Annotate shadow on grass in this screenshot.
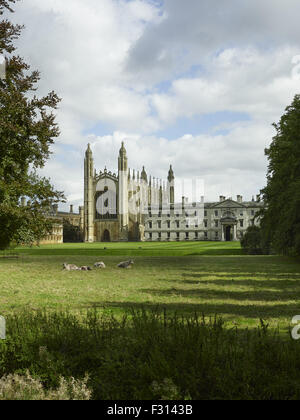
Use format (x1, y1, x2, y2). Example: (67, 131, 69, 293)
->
(85, 300, 300, 320)
(138, 287, 300, 302)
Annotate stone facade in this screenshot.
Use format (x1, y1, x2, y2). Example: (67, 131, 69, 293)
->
(81, 143, 263, 243)
(144, 197, 263, 242)
(40, 204, 82, 245)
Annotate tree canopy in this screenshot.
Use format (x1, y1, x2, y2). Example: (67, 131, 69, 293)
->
(0, 0, 64, 250)
(260, 94, 300, 256)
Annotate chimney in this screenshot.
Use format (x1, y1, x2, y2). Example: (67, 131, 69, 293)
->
(70, 205, 73, 214)
(220, 196, 225, 202)
(237, 195, 243, 204)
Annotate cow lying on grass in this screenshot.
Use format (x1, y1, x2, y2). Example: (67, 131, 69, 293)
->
(94, 262, 106, 269)
(80, 266, 92, 271)
(117, 260, 134, 269)
(63, 263, 92, 271)
(63, 263, 80, 271)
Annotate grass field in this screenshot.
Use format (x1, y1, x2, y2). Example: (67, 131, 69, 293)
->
(1, 241, 300, 331)
(1, 241, 300, 399)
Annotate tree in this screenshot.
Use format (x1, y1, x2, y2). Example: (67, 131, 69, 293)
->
(63, 219, 82, 243)
(260, 94, 300, 256)
(240, 226, 263, 255)
(0, 0, 64, 250)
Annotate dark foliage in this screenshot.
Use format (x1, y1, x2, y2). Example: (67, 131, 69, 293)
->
(0, 0, 64, 249)
(1, 309, 300, 400)
(260, 95, 300, 256)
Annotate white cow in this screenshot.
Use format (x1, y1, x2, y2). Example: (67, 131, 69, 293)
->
(94, 262, 106, 269)
(63, 263, 80, 271)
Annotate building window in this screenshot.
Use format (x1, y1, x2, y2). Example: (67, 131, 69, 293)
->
(186, 232, 189, 240)
(158, 221, 161, 229)
(204, 232, 208, 239)
(251, 210, 255, 216)
(195, 232, 199, 239)
(176, 232, 180, 240)
(240, 220, 244, 228)
(158, 232, 161, 240)
(204, 220, 208, 228)
(215, 221, 219, 228)
(167, 221, 171, 229)
(215, 211, 219, 217)
(240, 211, 244, 217)
(204, 210, 207, 217)
(149, 222, 152, 229)
(167, 232, 171, 240)
(149, 232, 152, 240)
(215, 231, 219, 238)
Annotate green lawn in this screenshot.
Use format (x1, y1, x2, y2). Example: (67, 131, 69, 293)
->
(15, 240, 243, 256)
(1, 242, 300, 331)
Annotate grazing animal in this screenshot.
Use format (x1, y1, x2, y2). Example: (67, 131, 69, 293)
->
(63, 263, 80, 271)
(94, 262, 106, 269)
(80, 266, 92, 271)
(117, 259, 134, 269)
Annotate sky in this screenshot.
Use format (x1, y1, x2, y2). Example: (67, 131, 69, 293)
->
(8, 0, 300, 210)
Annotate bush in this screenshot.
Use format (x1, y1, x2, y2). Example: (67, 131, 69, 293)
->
(1, 309, 300, 400)
(241, 226, 265, 255)
(0, 371, 91, 400)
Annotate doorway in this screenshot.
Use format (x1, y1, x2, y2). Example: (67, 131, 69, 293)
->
(225, 226, 232, 242)
(102, 229, 111, 242)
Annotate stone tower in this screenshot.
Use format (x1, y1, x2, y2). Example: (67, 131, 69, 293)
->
(118, 142, 129, 239)
(84, 144, 94, 242)
(168, 165, 175, 208)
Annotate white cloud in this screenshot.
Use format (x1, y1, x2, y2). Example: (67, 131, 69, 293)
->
(5, 0, 300, 210)
(151, 46, 300, 127)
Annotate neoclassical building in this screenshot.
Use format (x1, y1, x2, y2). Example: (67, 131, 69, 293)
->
(81, 143, 263, 243)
